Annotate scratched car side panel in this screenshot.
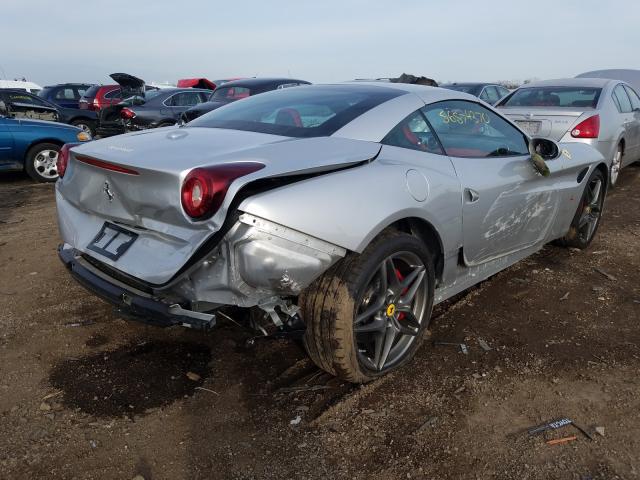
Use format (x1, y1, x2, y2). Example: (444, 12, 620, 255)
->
(239, 146, 462, 258)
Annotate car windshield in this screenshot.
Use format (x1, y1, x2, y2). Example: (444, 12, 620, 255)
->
(443, 85, 481, 96)
(502, 87, 602, 108)
(38, 87, 54, 98)
(189, 85, 403, 138)
(82, 85, 101, 98)
(210, 86, 252, 101)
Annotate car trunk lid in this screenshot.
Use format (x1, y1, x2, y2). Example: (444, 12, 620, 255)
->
(500, 107, 592, 140)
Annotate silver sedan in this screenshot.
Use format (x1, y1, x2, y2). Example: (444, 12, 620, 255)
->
(56, 83, 606, 383)
(496, 77, 640, 187)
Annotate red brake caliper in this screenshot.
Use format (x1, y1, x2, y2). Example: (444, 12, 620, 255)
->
(395, 269, 407, 321)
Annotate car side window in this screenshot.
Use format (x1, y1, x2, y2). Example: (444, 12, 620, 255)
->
(421, 100, 529, 158)
(168, 92, 203, 107)
(382, 110, 444, 155)
(497, 86, 510, 98)
(483, 86, 501, 104)
(623, 85, 640, 111)
(613, 85, 632, 113)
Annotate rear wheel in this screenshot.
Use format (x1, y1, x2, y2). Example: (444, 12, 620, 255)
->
(609, 144, 623, 188)
(300, 230, 435, 383)
(24, 143, 60, 182)
(558, 169, 606, 249)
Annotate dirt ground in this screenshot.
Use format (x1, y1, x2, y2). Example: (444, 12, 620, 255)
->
(1, 166, 639, 480)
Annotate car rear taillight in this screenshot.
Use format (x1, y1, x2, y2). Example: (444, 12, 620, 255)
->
(90, 98, 100, 111)
(56, 143, 79, 179)
(120, 108, 136, 119)
(571, 115, 600, 138)
(181, 162, 265, 220)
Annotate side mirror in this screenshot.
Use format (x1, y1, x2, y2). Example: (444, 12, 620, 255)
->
(530, 137, 560, 160)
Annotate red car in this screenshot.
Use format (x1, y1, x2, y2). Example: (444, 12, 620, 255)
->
(78, 84, 122, 111)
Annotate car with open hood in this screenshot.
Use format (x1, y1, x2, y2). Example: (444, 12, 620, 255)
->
(56, 83, 607, 383)
(96, 74, 211, 137)
(180, 77, 310, 123)
(496, 78, 640, 187)
(0, 99, 91, 182)
(0, 88, 98, 135)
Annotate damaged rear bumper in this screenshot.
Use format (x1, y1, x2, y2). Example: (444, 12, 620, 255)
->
(58, 245, 216, 330)
(58, 212, 346, 329)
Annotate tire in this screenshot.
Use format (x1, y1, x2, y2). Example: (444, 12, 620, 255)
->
(24, 142, 61, 183)
(70, 118, 96, 136)
(558, 169, 606, 249)
(609, 144, 623, 188)
(300, 230, 435, 383)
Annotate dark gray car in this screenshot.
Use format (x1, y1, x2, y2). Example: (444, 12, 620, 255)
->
(97, 88, 212, 138)
(181, 78, 311, 123)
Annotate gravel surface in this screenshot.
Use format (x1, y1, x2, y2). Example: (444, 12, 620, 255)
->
(0, 166, 639, 480)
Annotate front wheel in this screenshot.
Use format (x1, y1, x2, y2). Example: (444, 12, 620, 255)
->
(558, 169, 606, 249)
(300, 230, 435, 383)
(24, 142, 61, 182)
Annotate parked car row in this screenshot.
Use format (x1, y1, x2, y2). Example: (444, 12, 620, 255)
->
(496, 77, 640, 187)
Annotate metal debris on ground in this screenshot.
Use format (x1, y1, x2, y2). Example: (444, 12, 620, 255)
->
(433, 341, 468, 355)
(546, 435, 577, 446)
(527, 417, 594, 441)
(560, 292, 570, 301)
(290, 415, 302, 426)
(477, 338, 492, 351)
(277, 384, 331, 394)
(195, 386, 219, 395)
(416, 416, 438, 433)
(594, 268, 617, 281)
(64, 320, 96, 327)
(595, 426, 605, 437)
(186, 372, 201, 382)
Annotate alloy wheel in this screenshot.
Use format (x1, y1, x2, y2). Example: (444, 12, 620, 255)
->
(577, 176, 604, 243)
(354, 252, 428, 372)
(610, 148, 622, 186)
(33, 149, 59, 179)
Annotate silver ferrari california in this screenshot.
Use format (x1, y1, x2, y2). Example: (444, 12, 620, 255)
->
(56, 83, 607, 382)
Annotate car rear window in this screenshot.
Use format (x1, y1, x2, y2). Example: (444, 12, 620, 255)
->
(442, 85, 482, 96)
(211, 86, 252, 101)
(502, 87, 602, 108)
(188, 85, 403, 138)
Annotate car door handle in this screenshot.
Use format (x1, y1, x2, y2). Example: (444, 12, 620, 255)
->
(465, 188, 480, 203)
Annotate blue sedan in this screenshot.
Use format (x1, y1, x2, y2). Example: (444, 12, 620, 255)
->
(0, 108, 91, 182)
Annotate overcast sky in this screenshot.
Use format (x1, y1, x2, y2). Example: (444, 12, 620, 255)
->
(2, 0, 638, 86)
